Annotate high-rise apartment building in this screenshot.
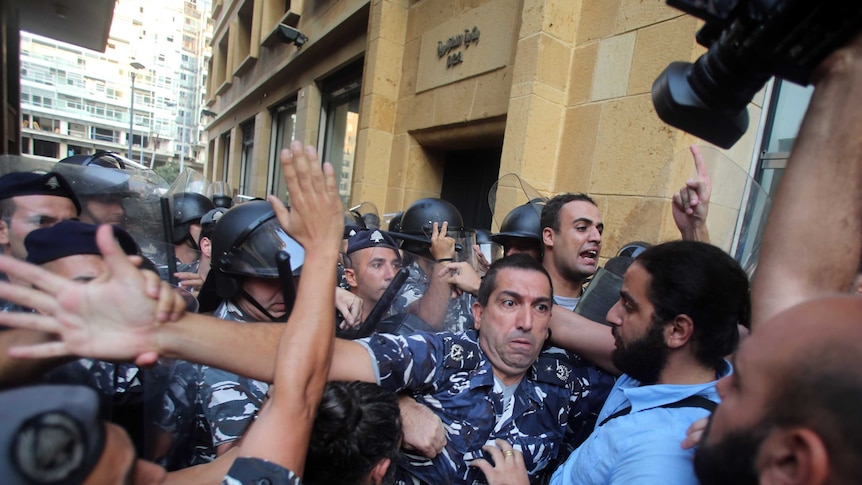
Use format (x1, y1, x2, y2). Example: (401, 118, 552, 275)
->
(18, 0, 212, 170)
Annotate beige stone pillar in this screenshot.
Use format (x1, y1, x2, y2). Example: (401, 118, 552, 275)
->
(352, 0, 409, 209)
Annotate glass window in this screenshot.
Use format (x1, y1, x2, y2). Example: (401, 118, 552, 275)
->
(321, 89, 361, 204)
(33, 139, 58, 157)
(757, 80, 814, 198)
(733, 79, 813, 270)
(269, 98, 297, 200)
(239, 121, 255, 196)
(221, 132, 231, 182)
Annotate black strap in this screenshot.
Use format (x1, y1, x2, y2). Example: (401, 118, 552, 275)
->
(598, 395, 717, 427)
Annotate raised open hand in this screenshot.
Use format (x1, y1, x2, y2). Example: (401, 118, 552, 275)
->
(268, 141, 344, 256)
(0, 225, 182, 364)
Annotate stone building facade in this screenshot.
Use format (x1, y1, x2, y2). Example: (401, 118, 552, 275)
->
(203, 0, 768, 258)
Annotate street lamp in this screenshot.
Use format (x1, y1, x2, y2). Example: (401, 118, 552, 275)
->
(128, 61, 146, 158)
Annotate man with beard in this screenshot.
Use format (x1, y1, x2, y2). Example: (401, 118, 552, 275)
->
(547, 240, 748, 485)
(693, 297, 862, 485)
(693, 32, 862, 485)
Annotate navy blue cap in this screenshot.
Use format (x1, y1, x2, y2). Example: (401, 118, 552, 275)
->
(25, 220, 139, 265)
(0, 171, 81, 214)
(0, 385, 106, 485)
(346, 229, 399, 255)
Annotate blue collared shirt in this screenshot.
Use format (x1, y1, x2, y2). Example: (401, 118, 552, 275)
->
(550, 361, 732, 485)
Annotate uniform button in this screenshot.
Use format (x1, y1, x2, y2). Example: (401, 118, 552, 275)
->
(256, 479, 272, 485)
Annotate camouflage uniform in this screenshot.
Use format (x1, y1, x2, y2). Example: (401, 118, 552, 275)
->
(42, 359, 143, 412)
(41, 359, 150, 453)
(540, 346, 616, 480)
(200, 300, 270, 449)
(150, 359, 215, 469)
(223, 458, 302, 485)
(391, 259, 475, 334)
(548, 296, 616, 458)
(358, 330, 578, 485)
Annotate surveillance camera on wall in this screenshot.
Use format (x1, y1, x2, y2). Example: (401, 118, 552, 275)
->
(277, 24, 308, 48)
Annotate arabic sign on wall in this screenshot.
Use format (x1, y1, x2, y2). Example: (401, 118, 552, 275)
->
(416, 0, 518, 93)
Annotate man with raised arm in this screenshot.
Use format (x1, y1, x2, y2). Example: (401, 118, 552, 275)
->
(0, 140, 346, 483)
(693, 33, 862, 485)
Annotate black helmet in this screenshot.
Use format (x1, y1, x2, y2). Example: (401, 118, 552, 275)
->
(172, 192, 216, 244)
(618, 241, 652, 259)
(199, 207, 228, 244)
(207, 181, 234, 208)
(490, 202, 543, 244)
(205, 200, 304, 302)
(387, 211, 403, 233)
(343, 209, 366, 239)
(400, 198, 464, 236)
(59, 150, 145, 170)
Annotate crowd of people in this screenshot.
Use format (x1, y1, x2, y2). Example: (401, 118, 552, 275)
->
(0, 30, 861, 485)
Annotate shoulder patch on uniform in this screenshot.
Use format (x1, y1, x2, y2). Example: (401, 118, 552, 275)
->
(533, 354, 577, 388)
(442, 336, 481, 370)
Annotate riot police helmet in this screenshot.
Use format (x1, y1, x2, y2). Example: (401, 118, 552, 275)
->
(399, 198, 464, 236)
(490, 202, 543, 244)
(59, 150, 148, 170)
(202, 200, 305, 303)
(618, 241, 652, 259)
(211, 200, 304, 280)
(387, 211, 403, 233)
(172, 192, 216, 245)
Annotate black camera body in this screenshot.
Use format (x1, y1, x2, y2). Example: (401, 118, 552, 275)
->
(652, 0, 862, 148)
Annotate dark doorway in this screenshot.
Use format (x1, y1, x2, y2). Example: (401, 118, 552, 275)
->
(440, 148, 502, 230)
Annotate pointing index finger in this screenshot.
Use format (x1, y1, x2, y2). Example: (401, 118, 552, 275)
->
(690, 144, 708, 178)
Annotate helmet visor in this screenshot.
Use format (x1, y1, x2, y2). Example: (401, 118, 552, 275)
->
(224, 217, 305, 277)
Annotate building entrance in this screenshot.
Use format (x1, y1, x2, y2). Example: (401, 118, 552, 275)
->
(440, 147, 502, 231)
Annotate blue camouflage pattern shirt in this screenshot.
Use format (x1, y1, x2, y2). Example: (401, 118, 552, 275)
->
(358, 330, 577, 485)
(223, 457, 302, 485)
(201, 300, 271, 448)
(151, 358, 214, 469)
(392, 259, 475, 334)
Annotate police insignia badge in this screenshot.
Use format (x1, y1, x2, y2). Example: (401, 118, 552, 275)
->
(449, 343, 465, 362)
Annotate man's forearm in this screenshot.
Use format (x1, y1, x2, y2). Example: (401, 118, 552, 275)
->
(157, 314, 282, 382)
(411, 263, 452, 331)
(549, 307, 619, 375)
(752, 38, 862, 327)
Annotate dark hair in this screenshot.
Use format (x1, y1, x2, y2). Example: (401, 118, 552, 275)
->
(767, 345, 862, 484)
(540, 193, 598, 233)
(636, 241, 749, 371)
(478, 253, 553, 307)
(304, 381, 402, 485)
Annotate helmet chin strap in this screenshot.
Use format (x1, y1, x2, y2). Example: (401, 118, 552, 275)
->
(184, 234, 200, 251)
(238, 289, 287, 322)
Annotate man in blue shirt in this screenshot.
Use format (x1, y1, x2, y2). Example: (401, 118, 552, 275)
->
(543, 240, 748, 485)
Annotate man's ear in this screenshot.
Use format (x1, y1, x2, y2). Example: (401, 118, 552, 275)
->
(0, 219, 9, 246)
(665, 314, 695, 349)
(200, 237, 212, 258)
(472, 301, 484, 331)
(369, 457, 391, 485)
(542, 227, 555, 248)
(756, 427, 829, 485)
(344, 268, 359, 289)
